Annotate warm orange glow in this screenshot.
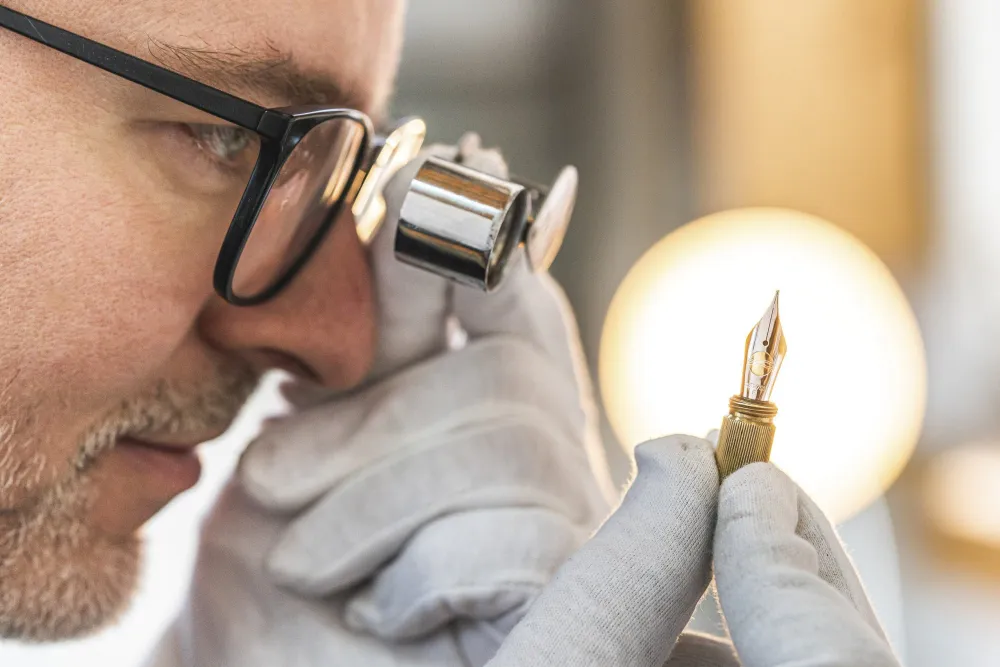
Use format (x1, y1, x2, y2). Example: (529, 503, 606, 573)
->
(925, 444, 1000, 549)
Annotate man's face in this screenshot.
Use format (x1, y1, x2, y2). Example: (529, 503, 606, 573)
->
(0, 0, 403, 640)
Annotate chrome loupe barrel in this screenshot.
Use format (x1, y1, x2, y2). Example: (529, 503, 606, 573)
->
(352, 119, 578, 291)
(396, 158, 578, 291)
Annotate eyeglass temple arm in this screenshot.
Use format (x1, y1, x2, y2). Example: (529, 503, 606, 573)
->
(0, 5, 271, 133)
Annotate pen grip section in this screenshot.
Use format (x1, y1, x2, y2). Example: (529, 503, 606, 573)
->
(715, 396, 777, 478)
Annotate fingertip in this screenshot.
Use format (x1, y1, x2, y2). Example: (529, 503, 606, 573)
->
(633, 434, 720, 498)
(717, 462, 799, 531)
(721, 461, 794, 497)
(456, 133, 508, 178)
(238, 442, 324, 514)
(635, 433, 717, 471)
(237, 442, 282, 506)
(265, 531, 341, 598)
(264, 544, 303, 593)
(343, 593, 383, 637)
(722, 459, 779, 482)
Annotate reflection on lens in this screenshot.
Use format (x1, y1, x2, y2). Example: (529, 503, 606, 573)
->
(352, 118, 428, 244)
(233, 117, 366, 298)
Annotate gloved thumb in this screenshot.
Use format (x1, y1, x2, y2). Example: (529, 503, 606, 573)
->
(714, 463, 898, 667)
(486, 435, 719, 667)
(366, 144, 458, 380)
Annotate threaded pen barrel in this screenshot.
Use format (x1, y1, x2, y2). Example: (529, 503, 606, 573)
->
(715, 395, 778, 478)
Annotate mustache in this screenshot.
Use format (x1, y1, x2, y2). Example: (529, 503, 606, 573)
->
(75, 359, 260, 469)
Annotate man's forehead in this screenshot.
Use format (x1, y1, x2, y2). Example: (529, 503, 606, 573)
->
(6, 0, 405, 116)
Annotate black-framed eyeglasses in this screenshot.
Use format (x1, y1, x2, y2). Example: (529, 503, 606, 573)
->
(0, 6, 420, 306)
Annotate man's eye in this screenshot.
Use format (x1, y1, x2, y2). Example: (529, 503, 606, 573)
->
(185, 124, 259, 172)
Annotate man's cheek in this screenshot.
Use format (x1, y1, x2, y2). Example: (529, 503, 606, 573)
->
(0, 199, 209, 497)
(16, 236, 200, 399)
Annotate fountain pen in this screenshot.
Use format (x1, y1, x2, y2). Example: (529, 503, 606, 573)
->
(715, 292, 787, 478)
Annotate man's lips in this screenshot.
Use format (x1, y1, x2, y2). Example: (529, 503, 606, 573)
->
(114, 437, 203, 492)
(87, 438, 205, 537)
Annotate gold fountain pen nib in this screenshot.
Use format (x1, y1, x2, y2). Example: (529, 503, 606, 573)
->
(740, 291, 787, 402)
(715, 291, 787, 478)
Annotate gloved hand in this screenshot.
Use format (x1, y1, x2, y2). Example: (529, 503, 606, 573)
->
(486, 435, 726, 667)
(237, 134, 616, 658)
(148, 135, 620, 667)
(713, 463, 900, 667)
(487, 451, 902, 667)
(149, 437, 724, 667)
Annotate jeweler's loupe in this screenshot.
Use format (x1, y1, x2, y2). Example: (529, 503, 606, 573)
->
(352, 118, 577, 291)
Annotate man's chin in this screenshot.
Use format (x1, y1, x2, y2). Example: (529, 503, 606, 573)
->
(0, 496, 142, 641)
(0, 443, 205, 641)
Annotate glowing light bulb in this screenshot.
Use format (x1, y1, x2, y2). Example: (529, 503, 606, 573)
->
(599, 208, 926, 522)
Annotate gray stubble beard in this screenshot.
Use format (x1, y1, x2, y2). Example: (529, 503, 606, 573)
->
(0, 359, 259, 640)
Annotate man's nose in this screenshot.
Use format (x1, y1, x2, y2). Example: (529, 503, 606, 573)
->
(199, 218, 377, 389)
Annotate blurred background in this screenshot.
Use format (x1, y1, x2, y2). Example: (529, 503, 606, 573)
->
(6, 0, 1000, 665)
(397, 1, 1000, 664)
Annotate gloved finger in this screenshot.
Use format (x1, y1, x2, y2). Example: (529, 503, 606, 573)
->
(241, 338, 588, 511)
(714, 463, 898, 667)
(366, 143, 456, 379)
(486, 435, 719, 667)
(720, 464, 887, 635)
(344, 508, 588, 640)
(453, 256, 579, 380)
(794, 476, 887, 636)
(454, 132, 508, 178)
(185, 481, 475, 667)
(453, 267, 615, 504)
(265, 424, 601, 595)
(447, 185, 616, 499)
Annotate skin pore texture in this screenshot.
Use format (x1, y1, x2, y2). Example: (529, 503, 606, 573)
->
(0, 0, 403, 640)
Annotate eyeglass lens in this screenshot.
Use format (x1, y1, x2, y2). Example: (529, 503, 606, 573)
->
(231, 118, 367, 299)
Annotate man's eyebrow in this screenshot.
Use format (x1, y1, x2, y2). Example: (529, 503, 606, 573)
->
(144, 38, 371, 113)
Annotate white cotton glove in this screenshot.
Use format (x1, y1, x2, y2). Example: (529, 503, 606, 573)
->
(150, 437, 724, 667)
(713, 463, 901, 667)
(237, 134, 615, 656)
(486, 435, 724, 667)
(147, 135, 623, 667)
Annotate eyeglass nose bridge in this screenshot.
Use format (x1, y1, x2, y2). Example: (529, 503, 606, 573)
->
(394, 157, 578, 291)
